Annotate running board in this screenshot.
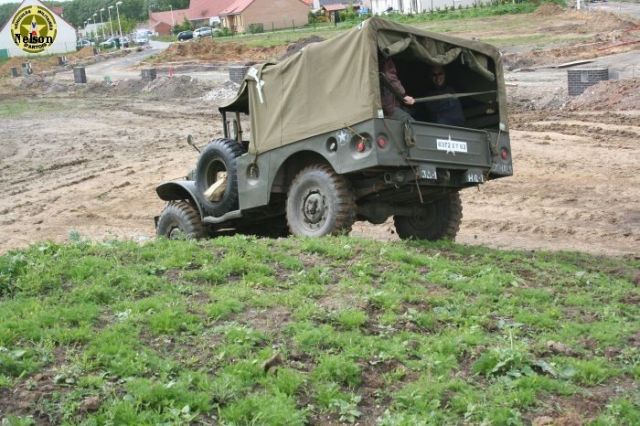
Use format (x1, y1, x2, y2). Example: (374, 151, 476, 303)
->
(203, 210, 242, 224)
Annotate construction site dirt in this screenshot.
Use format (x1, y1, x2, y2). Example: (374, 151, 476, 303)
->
(0, 5, 638, 256)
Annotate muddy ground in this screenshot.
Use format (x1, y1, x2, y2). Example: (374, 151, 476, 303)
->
(1, 8, 639, 256)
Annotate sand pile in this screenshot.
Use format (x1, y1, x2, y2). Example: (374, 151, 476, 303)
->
(201, 80, 240, 102)
(534, 3, 564, 16)
(152, 38, 283, 64)
(568, 78, 640, 111)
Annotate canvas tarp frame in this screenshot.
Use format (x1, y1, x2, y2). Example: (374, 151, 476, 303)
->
(220, 17, 507, 154)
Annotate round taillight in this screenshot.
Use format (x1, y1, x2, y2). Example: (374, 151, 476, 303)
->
(356, 140, 367, 152)
(376, 136, 388, 149)
(501, 147, 509, 160)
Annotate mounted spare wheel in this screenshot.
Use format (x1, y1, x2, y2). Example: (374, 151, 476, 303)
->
(195, 138, 244, 216)
(286, 164, 356, 237)
(157, 201, 206, 239)
(394, 192, 462, 241)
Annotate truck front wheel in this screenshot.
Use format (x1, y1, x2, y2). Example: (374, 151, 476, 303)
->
(286, 164, 355, 237)
(157, 201, 206, 239)
(394, 192, 462, 241)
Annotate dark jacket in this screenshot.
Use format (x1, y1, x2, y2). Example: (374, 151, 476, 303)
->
(426, 85, 465, 126)
(380, 57, 406, 116)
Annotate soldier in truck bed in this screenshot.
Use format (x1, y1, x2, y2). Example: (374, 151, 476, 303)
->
(380, 55, 415, 121)
(424, 65, 465, 126)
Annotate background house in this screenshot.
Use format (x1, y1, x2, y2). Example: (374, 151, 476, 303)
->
(148, 0, 236, 36)
(370, 0, 476, 14)
(220, 0, 310, 33)
(187, 0, 236, 27)
(0, 0, 77, 57)
(148, 8, 189, 35)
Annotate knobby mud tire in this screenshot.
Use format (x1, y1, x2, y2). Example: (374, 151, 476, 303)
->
(195, 138, 244, 217)
(394, 192, 462, 241)
(156, 201, 206, 239)
(286, 164, 356, 237)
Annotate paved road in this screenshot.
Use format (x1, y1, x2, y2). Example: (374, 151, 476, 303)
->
(55, 39, 228, 83)
(588, 1, 640, 18)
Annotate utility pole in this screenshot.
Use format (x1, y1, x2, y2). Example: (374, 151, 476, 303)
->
(116, 2, 123, 38)
(108, 6, 115, 37)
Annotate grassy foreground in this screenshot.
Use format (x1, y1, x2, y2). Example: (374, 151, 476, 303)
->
(0, 236, 638, 425)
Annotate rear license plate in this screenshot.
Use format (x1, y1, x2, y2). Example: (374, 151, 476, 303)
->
(436, 138, 468, 154)
(418, 165, 437, 180)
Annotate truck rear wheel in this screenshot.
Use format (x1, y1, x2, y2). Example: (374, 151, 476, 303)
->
(394, 192, 462, 241)
(195, 138, 244, 217)
(157, 201, 206, 239)
(286, 164, 355, 237)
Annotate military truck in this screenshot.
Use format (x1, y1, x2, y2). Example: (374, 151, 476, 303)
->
(155, 17, 513, 240)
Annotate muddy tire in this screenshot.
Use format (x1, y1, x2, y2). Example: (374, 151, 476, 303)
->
(195, 138, 244, 217)
(394, 192, 462, 240)
(157, 201, 206, 239)
(286, 164, 356, 237)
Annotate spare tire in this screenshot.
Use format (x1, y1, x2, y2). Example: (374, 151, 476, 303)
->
(195, 138, 244, 217)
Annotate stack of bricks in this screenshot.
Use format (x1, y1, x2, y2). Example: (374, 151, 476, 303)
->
(229, 66, 249, 84)
(141, 68, 157, 82)
(567, 67, 609, 96)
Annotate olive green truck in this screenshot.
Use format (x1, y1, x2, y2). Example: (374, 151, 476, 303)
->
(155, 17, 513, 240)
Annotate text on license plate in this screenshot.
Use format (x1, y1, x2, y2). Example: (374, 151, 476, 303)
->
(436, 138, 468, 153)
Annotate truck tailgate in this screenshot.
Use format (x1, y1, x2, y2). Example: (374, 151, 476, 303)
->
(407, 123, 492, 168)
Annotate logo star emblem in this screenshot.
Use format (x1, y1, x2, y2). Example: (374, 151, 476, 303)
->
(23, 17, 45, 37)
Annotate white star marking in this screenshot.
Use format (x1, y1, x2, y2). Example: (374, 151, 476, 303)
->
(446, 134, 455, 156)
(337, 129, 349, 145)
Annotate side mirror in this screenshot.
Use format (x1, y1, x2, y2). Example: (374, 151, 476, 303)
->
(187, 134, 200, 153)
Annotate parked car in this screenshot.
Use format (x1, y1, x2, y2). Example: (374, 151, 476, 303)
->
(76, 39, 92, 48)
(120, 36, 130, 48)
(177, 30, 193, 41)
(193, 27, 212, 38)
(99, 37, 118, 48)
(134, 34, 149, 45)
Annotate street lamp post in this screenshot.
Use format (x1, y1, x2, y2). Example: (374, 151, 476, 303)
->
(99, 8, 106, 40)
(115, 2, 123, 38)
(93, 13, 100, 40)
(107, 6, 115, 37)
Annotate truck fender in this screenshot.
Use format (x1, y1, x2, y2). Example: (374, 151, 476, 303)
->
(156, 181, 204, 219)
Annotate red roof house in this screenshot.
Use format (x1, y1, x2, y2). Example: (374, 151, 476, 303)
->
(220, 0, 310, 33)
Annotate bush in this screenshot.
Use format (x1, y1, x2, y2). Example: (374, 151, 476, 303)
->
(247, 23, 264, 34)
(172, 17, 193, 35)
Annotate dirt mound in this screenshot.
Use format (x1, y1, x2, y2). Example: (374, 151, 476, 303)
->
(280, 35, 325, 59)
(201, 80, 240, 102)
(13, 75, 218, 100)
(152, 38, 283, 64)
(568, 78, 640, 111)
(534, 3, 564, 16)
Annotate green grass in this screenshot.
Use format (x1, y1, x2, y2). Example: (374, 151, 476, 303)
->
(192, 2, 540, 49)
(0, 236, 638, 424)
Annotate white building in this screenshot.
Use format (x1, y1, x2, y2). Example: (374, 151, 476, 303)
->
(79, 23, 109, 40)
(0, 0, 77, 57)
(370, 0, 477, 14)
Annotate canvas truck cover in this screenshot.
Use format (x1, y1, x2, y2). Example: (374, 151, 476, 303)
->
(220, 17, 508, 154)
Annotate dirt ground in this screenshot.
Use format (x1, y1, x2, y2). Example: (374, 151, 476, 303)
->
(0, 7, 639, 256)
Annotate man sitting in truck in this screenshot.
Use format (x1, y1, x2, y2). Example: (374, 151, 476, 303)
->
(425, 65, 465, 126)
(380, 55, 416, 121)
